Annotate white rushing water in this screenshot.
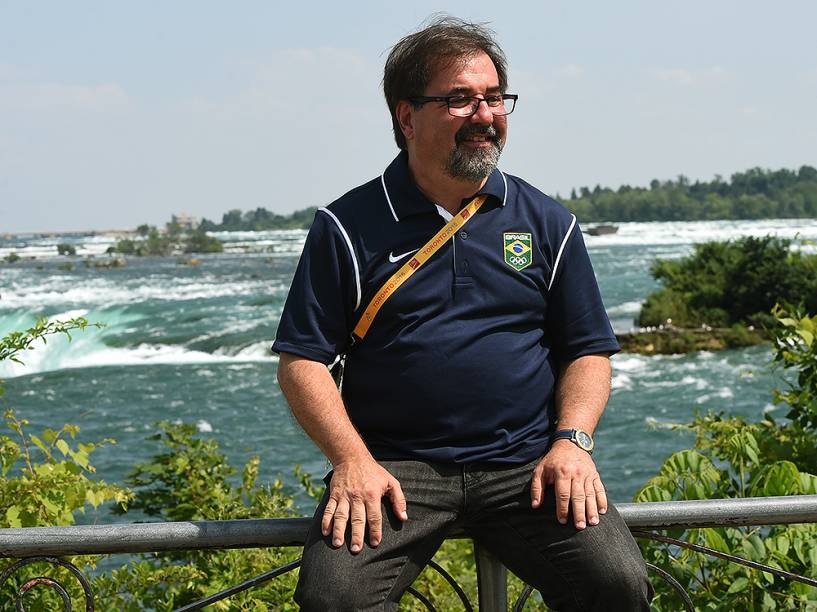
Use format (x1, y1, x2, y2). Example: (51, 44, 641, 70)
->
(0, 218, 809, 502)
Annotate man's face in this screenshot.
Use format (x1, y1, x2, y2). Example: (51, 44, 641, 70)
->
(404, 51, 507, 182)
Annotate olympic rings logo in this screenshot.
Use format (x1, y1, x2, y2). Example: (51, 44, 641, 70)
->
(508, 256, 528, 265)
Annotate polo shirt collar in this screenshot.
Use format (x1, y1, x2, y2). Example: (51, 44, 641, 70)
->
(381, 151, 507, 222)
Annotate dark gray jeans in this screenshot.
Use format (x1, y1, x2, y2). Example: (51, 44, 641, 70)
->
(295, 459, 653, 611)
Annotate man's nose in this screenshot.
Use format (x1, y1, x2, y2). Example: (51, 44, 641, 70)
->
(470, 98, 494, 123)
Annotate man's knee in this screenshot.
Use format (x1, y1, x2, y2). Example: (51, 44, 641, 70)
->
(295, 549, 400, 612)
(295, 561, 373, 611)
(587, 557, 653, 610)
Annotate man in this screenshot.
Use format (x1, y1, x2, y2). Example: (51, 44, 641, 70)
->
(273, 16, 653, 611)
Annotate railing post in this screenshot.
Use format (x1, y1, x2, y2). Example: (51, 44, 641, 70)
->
(474, 542, 507, 612)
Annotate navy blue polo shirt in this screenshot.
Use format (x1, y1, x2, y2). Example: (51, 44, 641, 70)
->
(273, 151, 619, 465)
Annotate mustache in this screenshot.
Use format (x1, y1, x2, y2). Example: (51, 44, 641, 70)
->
(455, 124, 500, 146)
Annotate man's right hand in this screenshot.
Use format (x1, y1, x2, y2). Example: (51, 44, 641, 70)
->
(321, 458, 408, 554)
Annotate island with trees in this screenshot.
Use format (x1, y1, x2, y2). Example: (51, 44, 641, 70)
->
(618, 235, 817, 353)
(109, 218, 223, 257)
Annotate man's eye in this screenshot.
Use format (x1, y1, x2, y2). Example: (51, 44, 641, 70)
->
(447, 97, 471, 109)
(485, 95, 503, 106)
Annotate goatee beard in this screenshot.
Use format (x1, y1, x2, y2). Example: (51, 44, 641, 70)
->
(445, 125, 503, 182)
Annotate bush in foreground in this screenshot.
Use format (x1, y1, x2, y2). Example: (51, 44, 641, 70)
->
(636, 306, 817, 610)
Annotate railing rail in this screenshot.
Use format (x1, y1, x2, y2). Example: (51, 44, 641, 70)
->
(3, 495, 816, 557)
(2, 495, 817, 610)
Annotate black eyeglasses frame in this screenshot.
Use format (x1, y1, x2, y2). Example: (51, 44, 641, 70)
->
(407, 94, 518, 117)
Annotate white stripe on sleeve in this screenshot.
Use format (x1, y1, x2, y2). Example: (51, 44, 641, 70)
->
(548, 214, 577, 292)
(318, 207, 362, 310)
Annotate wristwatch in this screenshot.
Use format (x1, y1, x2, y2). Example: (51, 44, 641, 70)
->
(551, 428, 594, 455)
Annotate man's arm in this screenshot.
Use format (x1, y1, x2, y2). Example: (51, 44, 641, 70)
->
(530, 354, 611, 530)
(276, 352, 408, 553)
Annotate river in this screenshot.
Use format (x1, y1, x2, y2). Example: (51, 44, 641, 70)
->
(2, 218, 816, 515)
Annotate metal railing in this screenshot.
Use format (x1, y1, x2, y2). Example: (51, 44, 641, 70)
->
(2, 495, 816, 611)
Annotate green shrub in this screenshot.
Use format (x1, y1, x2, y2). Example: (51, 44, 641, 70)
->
(114, 238, 136, 255)
(56, 243, 77, 256)
(635, 307, 817, 610)
(638, 237, 817, 328)
(1, 318, 129, 610)
(771, 305, 817, 431)
(96, 422, 307, 610)
(184, 229, 224, 254)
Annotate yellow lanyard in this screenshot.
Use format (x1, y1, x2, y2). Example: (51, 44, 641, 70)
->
(352, 194, 488, 341)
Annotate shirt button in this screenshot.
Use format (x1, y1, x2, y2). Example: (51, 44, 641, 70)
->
(459, 231, 468, 239)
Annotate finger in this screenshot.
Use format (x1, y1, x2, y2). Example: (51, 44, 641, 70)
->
(321, 496, 338, 537)
(585, 479, 599, 526)
(331, 498, 350, 548)
(387, 479, 408, 521)
(594, 477, 609, 515)
(365, 495, 383, 547)
(349, 497, 367, 554)
(555, 476, 571, 525)
(530, 464, 544, 508)
(571, 477, 587, 530)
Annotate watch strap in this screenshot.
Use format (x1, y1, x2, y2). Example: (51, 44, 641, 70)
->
(551, 428, 594, 454)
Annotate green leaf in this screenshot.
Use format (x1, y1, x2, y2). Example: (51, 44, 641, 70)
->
(5, 505, 21, 528)
(29, 434, 48, 455)
(744, 444, 759, 465)
(56, 439, 70, 456)
(726, 576, 749, 594)
(776, 535, 789, 556)
(746, 534, 766, 559)
(704, 528, 730, 553)
(70, 449, 90, 469)
(755, 461, 803, 496)
(793, 537, 807, 565)
(40, 495, 60, 516)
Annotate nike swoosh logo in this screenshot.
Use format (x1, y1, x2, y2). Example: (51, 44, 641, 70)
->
(388, 248, 419, 263)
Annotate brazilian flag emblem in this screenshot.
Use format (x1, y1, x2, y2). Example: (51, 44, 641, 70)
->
(503, 232, 533, 271)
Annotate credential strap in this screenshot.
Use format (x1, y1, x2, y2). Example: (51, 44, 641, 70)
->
(352, 194, 488, 341)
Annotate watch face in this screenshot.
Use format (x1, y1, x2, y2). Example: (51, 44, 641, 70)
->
(576, 431, 593, 449)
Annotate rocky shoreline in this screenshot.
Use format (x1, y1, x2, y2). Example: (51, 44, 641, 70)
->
(616, 325, 767, 355)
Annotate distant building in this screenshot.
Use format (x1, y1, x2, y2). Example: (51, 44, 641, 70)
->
(171, 213, 199, 231)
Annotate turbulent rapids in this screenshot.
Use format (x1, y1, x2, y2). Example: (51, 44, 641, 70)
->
(1, 218, 816, 509)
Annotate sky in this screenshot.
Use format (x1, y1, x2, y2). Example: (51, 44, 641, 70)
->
(1, 1, 816, 233)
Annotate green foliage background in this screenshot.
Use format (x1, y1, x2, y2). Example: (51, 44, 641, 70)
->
(567, 165, 817, 222)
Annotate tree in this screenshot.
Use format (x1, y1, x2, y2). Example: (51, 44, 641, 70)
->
(638, 236, 817, 328)
(183, 229, 224, 254)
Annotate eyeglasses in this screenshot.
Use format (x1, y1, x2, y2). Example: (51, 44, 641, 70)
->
(408, 94, 518, 117)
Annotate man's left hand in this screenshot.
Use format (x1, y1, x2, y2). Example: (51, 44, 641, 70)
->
(530, 440, 607, 530)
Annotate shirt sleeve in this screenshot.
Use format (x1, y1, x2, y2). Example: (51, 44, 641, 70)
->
(271, 210, 357, 364)
(545, 222, 620, 362)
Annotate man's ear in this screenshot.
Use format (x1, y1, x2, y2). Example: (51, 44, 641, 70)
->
(395, 100, 415, 142)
